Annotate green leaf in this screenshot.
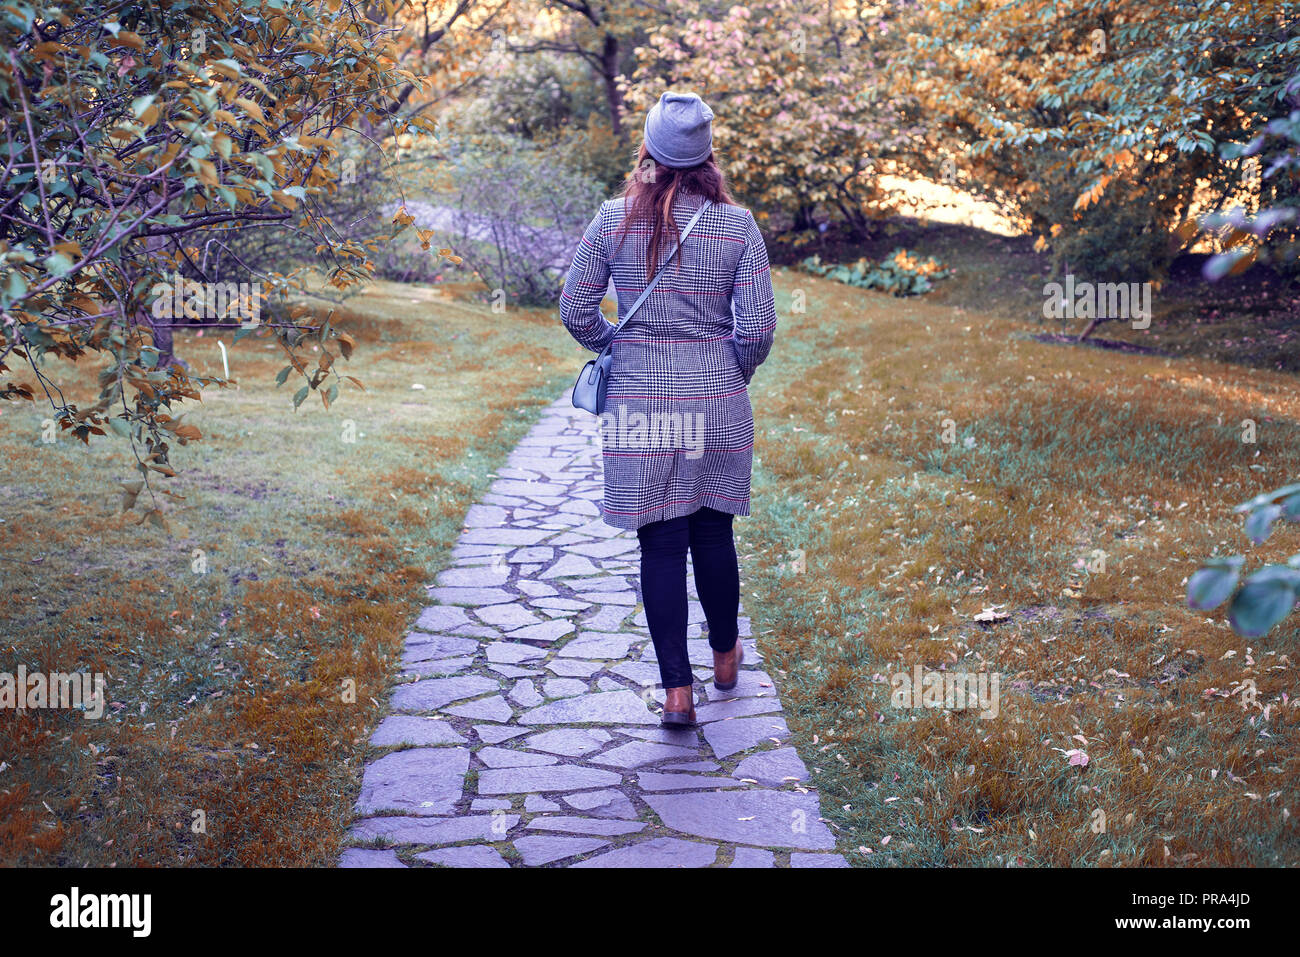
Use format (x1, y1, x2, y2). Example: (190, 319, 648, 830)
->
(1236, 483, 1300, 512)
(44, 252, 75, 278)
(292, 385, 309, 409)
(6, 269, 27, 300)
(1186, 556, 1243, 610)
(1244, 503, 1283, 544)
(1228, 565, 1300, 638)
(131, 94, 157, 119)
(275, 365, 293, 386)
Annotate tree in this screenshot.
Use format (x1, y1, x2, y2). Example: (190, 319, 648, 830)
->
(903, 0, 1300, 305)
(628, 0, 919, 237)
(0, 0, 451, 525)
(504, 0, 660, 142)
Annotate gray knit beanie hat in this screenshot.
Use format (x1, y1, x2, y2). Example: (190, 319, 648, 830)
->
(643, 92, 714, 169)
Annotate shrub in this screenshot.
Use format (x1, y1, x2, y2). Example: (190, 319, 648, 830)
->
(905, 0, 1298, 283)
(434, 135, 608, 306)
(801, 249, 952, 297)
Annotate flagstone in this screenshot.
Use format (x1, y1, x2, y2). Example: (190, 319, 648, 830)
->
(413, 605, 471, 633)
(518, 690, 658, 726)
(732, 747, 809, 786)
(525, 728, 609, 757)
(477, 766, 621, 794)
(462, 504, 510, 528)
(400, 657, 476, 678)
(661, 760, 721, 772)
(443, 695, 514, 722)
(514, 835, 609, 866)
(609, 661, 663, 686)
(477, 746, 557, 768)
(560, 632, 635, 659)
(370, 715, 467, 748)
(428, 586, 518, 606)
(529, 597, 590, 612)
(703, 668, 777, 702)
(436, 565, 510, 588)
(510, 546, 554, 563)
(460, 527, 555, 546)
(349, 814, 518, 846)
(571, 837, 715, 868)
(573, 591, 637, 605)
(637, 772, 746, 791)
(617, 727, 700, 747)
(590, 741, 698, 768)
(485, 641, 546, 663)
(541, 678, 589, 699)
(450, 624, 501, 639)
(546, 658, 604, 678)
(339, 848, 407, 868)
(505, 619, 575, 643)
(643, 791, 836, 849)
(695, 696, 784, 723)
(559, 498, 601, 515)
(508, 679, 543, 707)
(390, 676, 499, 713)
(730, 847, 775, 868)
(702, 716, 790, 759)
(475, 725, 529, 744)
(526, 816, 646, 836)
(584, 605, 636, 631)
(566, 539, 640, 559)
(515, 579, 558, 598)
(476, 603, 542, 629)
(355, 747, 469, 817)
(539, 553, 603, 578)
(402, 634, 479, 659)
(415, 845, 509, 868)
(487, 664, 542, 679)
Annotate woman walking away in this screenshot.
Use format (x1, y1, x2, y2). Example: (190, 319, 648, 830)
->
(559, 91, 778, 727)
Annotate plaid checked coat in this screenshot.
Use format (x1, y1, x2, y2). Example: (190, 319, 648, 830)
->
(559, 192, 778, 530)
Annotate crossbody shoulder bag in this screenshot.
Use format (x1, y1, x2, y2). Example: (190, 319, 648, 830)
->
(571, 198, 712, 415)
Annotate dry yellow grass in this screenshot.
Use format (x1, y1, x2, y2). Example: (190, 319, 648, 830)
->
(0, 278, 584, 865)
(742, 267, 1299, 866)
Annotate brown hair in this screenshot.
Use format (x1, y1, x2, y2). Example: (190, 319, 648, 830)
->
(613, 142, 737, 281)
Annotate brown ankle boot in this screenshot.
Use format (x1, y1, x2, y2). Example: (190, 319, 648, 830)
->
(713, 641, 744, 691)
(661, 685, 696, 727)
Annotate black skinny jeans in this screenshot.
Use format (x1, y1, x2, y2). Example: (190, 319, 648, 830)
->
(636, 506, 740, 689)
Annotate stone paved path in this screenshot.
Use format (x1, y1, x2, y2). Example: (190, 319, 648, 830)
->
(339, 395, 847, 868)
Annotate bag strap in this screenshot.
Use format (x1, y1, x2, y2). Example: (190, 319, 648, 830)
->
(603, 198, 711, 349)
